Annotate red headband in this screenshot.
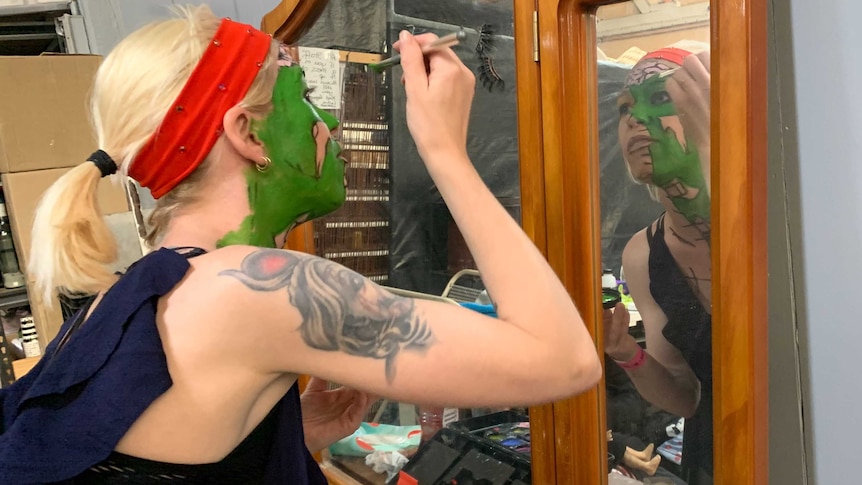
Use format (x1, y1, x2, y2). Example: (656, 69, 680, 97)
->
(129, 19, 272, 199)
(641, 47, 692, 67)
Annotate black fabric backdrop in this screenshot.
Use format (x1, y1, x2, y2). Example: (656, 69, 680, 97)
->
(300, 0, 662, 292)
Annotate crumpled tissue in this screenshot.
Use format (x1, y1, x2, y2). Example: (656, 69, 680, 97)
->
(365, 450, 410, 481)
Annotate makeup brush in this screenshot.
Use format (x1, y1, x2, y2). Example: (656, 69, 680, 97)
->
(370, 30, 467, 72)
(658, 67, 680, 78)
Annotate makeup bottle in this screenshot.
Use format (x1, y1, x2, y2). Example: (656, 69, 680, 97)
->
(0, 193, 24, 289)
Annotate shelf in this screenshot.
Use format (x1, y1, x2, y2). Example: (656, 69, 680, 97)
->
(0, 1, 69, 55)
(0, 2, 69, 18)
(0, 286, 28, 310)
(0, 32, 54, 41)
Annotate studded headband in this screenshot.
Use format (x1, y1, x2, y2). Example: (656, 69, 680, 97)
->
(128, 19, 272, 199)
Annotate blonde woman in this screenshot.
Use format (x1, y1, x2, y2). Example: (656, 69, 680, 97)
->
(0, 5, 600, 484)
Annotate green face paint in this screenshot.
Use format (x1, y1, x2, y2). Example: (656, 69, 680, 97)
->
(628, 74, 710, 226)
(219, 65, 347, 248)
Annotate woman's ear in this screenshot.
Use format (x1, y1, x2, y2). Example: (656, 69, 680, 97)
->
(223, 105, 266, 163)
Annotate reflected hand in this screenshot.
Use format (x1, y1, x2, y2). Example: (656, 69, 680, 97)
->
(300, 377, 377, 453)
(603, 302, 639, 362)
(666, 51, 711, 158)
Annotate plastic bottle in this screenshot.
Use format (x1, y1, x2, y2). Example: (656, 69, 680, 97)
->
(418, 406, 444, 443)
(601, 269, 617, 289)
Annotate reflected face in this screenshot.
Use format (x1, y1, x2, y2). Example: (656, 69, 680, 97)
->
(617, 56, 709, 226)
(617, 59, 683, 184)
(218, 48, 348, 249)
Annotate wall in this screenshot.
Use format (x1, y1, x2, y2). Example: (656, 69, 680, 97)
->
(782, 0, 862, 483)
(77, 0, 384, 56)
(767, 0, 807, 482)
(77, 0, 272, 55)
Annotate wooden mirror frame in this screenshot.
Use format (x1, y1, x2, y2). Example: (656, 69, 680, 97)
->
(261, 0, 330, 44)
(512, 0, 768, 483)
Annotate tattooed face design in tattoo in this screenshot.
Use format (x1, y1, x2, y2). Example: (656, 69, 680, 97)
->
(617, 57, 710, 227)
(220, 249, 433, 382)
(218, 45, 347, 249)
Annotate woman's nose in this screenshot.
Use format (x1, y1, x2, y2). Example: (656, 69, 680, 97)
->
(315, 107, 340, 133)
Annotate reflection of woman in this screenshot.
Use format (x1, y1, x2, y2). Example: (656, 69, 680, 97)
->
(0, 6, 602, 483)
(604, 44, 714, 484)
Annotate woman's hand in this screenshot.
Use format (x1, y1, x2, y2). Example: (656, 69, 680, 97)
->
(666, 51, 711, 194)
(300, 377, 377, 453)
(603, 302, 640, 362)
(393, 31, 476, 162)
(666, 51, 711, 151)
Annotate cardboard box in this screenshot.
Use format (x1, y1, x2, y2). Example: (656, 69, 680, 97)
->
(0, 55, 102, 173)
(2, 168, 128, 344)
(24, 277, 64, 349)
(2, 167, 128, 273)
(12, 356, 40, 380)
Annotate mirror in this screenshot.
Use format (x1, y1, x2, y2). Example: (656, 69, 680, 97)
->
(595, 2, 712, 484)
(281, 1, 529, 483)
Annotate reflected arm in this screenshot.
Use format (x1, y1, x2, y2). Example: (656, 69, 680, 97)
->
(611, 231, 701, 418)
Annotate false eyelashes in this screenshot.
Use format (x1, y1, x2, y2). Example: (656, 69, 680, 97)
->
(478, 56, 504, 92)
(475, 23, 504, 92)
(475, 23, 495, 57)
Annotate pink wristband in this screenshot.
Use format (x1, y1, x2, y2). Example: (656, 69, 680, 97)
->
(614, 346, 647, 370)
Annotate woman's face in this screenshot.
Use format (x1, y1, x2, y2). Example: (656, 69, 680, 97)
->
(617, 58, 687, 185)
(217, 48, 347, 248)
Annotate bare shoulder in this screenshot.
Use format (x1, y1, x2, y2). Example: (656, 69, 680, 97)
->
(622, 227, 651, 278)
(179, 244, 383, 312)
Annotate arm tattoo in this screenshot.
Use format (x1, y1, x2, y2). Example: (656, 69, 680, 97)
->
(219, 249, 433, 383)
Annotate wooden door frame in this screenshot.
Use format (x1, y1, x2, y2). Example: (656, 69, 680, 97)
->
(518, 0, 769, 483)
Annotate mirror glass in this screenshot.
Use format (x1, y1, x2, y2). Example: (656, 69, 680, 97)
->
(595, 2, 712, 485)
(288, 1, 527, 483)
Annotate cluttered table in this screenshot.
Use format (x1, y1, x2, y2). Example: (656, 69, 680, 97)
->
(318, 411, 532, 485)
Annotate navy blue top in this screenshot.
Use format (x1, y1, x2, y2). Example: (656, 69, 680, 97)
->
(646, 215, 713, 481)
(0, 248, 327, 484)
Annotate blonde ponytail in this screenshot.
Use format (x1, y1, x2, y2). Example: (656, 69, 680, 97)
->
(29, 162, 118, 302)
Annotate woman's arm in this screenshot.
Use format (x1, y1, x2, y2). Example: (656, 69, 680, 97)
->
(604, 231, 700, 417)
(212, 230, 598, 409)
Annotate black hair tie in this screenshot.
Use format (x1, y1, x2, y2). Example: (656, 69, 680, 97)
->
(87, 150, 118, 178)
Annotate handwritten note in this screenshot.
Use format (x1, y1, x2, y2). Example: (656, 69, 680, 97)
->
(298, 47, 341, 110)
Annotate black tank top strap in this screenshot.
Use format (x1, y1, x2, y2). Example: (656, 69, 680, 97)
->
(655, 212, 666, 232)
(166, 246, 208, 259)
(645, 213, 666, 250)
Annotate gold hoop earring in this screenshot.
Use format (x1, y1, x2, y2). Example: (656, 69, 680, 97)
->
(257, 156, 272, 173)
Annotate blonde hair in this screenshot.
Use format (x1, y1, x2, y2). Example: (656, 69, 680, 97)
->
(29, 5, 278, 302)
